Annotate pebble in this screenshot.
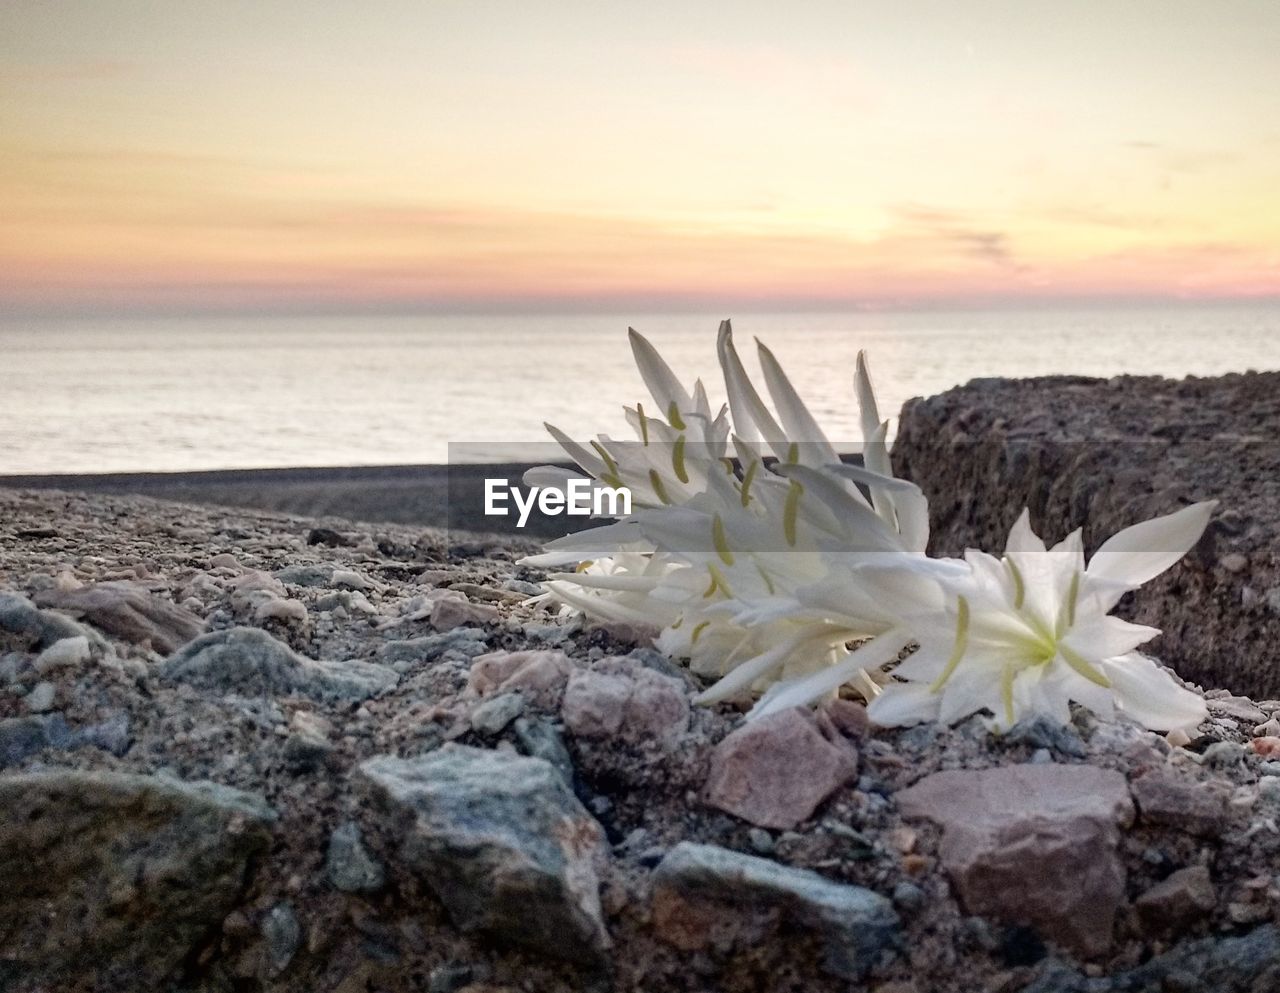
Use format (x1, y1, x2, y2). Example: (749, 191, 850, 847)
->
(747, 827, 775, 854)
(469, 692, 526, 736)
(34, 636, 91, 675)
(892, 881, 926, 911)
(1199, 741, 1245, 768)
(431, 597, 499, 631)
(25, 682, 56, 713)
(260, 903, 300, 977)
(325, 822, 385, 894)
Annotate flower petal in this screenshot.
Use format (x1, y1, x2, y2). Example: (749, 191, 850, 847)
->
(628, 327, 694, 416)
(1087, 501, 1217, 589)
(866, 682, 941, 727)
(1100, 653, 1207, 731)
(716, 320, 787, 456)
(755, 337, 839, 468)
(748, 628, 913, 718)
(1005, 508, 1047, 555)
(1061, 615, 1160, 660)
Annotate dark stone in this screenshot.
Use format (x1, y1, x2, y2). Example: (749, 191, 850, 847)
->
(0, 769, 274, 989)
(307, 527, 352, 547)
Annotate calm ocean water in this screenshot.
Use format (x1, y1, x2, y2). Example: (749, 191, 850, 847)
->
(2, 305, 1279, 474)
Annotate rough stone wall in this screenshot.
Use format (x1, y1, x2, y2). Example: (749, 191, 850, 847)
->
(892, 371, 1280, 700)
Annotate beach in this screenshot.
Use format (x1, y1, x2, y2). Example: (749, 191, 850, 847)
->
(3, 369, 1280, 991)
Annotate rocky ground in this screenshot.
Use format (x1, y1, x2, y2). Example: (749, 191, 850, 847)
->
(3, 486, 1280, 993)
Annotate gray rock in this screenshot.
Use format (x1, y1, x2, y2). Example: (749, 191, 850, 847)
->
(1000, 713, 1088, 758)
(357, 744, 609, 962)
(651, 841, 898, 981)
(1020, 960, 1092, 993)
(0, 591, 100, 651)
(378, 629, 490, 669)
(261, 902, 301, 978)
(273, 563, 336, 587)
(470, 691, 525, 735)
(160, 626, 398, 702)
(428, 963, 477, 993)
(72, 712, 132, 757)
(0, 713, 130, 766)
(24, 680, 56, 712)
(326, 822, 385, 894)
(1114, 923, 1280, 990)
(0, 713, 73, 766)
(511, 716, 575, 784)
(0, 769, 274, 989)
(34, 581, 205, 654)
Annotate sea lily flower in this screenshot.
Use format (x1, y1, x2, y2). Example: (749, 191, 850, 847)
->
(523, 321, 1218, 737)
(867, 503, 1215, 732)
(524, 321, 929, 706)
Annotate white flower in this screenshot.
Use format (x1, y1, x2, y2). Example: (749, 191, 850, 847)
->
(867, 504, 1215, 732)
(523, 320, 1217, 735)
(525, 320, 927, 706)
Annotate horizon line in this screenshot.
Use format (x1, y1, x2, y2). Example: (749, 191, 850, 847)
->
(4, 291, 1280, 322)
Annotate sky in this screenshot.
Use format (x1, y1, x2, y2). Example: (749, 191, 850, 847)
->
(2, 0, 1278, 315)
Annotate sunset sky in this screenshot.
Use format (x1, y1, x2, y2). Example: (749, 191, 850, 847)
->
(2, 0, 1278, 315)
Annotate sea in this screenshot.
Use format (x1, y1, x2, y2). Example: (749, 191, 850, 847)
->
(2, 304, 1279, 475)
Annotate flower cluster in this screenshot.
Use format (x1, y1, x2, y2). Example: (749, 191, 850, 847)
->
(524, 322, 1212, 733)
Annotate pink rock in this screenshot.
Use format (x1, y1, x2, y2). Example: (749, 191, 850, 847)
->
(1135, 865, 1216, 934)
(561, 661, 689, 747)
(896, 764, 1134, 957)
(1130, 772, 1230, 837)
(823, 698, 871, 740)
(703, 708, 858, 830)
(430, 597, 499, 631)
(467, 650, 572, 708)
(1251, 736, 1280, 758)
(34, 581, 205, 654)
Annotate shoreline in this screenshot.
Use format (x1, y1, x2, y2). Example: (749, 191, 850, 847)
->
(0, 462, 582, 538)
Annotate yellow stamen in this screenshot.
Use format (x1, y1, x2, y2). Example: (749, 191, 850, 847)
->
(667, 401, 686, 430)
(1059, 644, 1112, 688)
(1057, 571, 1081, 637)
(672, 435, 689, 483)
(712, 514, 735, 566)
(1007, 558, 1026, 609)
(637, 402, 649, 446)
(575, 560, 594, 573)
(702, 562, 733, 599)
(740, 459, 759, 507)
(648, 469, 672, 505)
(1001, 665, 1017, 726)
(590, 440, 619, 480)
(786, 441, 799, 464)
(690, 620, 710, 644)
(783, 479, 804, 547)
(929, 596, 971, 693)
